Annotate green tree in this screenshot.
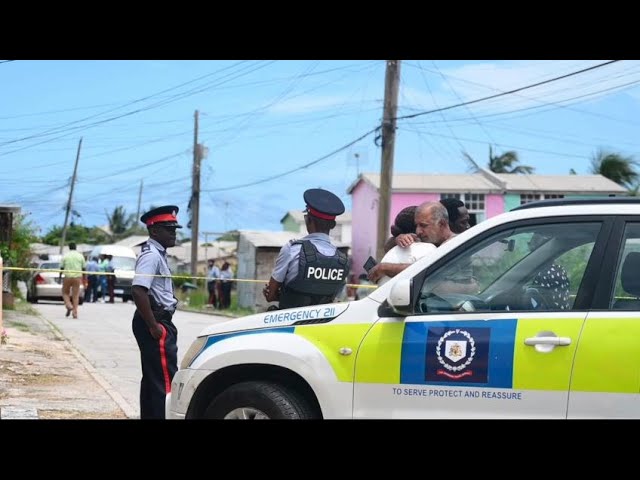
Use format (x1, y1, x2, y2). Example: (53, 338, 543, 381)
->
(106, 206, 136, 241)
(41, 224, 111, 246)
(487, 146, 534, 174)
(463, 147, 534, 174)
(590, 149, 638, 188)
(0, 214, 40, 286)
(217, 230, 239, 242)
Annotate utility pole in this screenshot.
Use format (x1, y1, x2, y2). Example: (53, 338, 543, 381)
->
(136, 179, 143, 224)
(376, 60, 401, 260)
(190, 110, 201, 279)
(60, 137, 83, 254)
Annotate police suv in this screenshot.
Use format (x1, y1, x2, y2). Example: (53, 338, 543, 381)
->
(167, 198, 640, 419)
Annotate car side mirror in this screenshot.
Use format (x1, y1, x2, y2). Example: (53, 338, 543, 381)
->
(387, 279, 412, 316)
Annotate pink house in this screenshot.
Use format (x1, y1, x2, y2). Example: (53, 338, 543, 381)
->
(347, 170, 626, 276)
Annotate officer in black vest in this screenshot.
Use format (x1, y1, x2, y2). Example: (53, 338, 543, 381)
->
(263, 188, 350, 310)
(132, 205, 181, 419)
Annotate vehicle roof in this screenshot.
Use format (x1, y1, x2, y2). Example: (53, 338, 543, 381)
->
(366, 200, 640, 304)
(512, 197, 640, 211)
(89, 245, 136, 258)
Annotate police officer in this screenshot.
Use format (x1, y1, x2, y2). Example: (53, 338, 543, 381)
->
(131, 205, 181, 419)
(263, 188, 351, 310)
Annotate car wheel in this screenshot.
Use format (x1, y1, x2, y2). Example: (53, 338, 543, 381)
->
(203, 381, 316, 420)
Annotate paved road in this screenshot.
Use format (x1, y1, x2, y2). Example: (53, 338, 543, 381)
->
(32, 300, 234, 419)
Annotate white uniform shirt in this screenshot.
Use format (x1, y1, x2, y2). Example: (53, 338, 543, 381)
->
(378, 242, 437, 285)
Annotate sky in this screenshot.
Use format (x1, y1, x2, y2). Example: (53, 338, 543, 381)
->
(2, 59, 640, 241)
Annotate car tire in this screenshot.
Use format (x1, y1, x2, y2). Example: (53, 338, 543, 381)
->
(203, 381, 316, 420)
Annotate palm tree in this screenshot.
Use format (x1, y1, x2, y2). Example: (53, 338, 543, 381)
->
(590, 149, 638, 188)
(487, 146, 534, 174)
(106, 206, 136, 240)
(463, 146, 534, 174)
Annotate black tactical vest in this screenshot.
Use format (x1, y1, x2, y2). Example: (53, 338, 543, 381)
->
(279, 240, 350, 310)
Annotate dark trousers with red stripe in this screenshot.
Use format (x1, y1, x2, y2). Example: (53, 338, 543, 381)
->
(132, 309, 178, 419)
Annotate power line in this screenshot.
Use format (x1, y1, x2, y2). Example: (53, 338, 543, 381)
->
(400, 125, 587, 159)
(395, 60, 620, 121)
(403, 60, 640, 127)
(406, 77, 640, 128)
(0, 61, 274, 154)
(203, 127, 379, 193)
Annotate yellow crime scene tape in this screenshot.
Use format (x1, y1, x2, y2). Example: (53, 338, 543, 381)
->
(1, 266, 380, 290)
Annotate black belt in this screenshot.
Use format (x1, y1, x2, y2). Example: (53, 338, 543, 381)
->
(148, 296, 176, 315)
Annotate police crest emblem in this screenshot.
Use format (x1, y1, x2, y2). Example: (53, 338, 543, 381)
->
(425, 327, 490, 383)
(437, 329, 475, 379)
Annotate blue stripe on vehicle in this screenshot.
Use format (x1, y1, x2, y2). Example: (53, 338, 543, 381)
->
(190, 327, 296, 366)
(400, 319, 517, 388)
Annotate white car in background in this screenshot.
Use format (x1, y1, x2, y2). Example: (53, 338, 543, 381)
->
(26, 261, 85, 304)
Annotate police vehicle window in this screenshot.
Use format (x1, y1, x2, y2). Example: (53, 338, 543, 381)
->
(610, 223, 640, 310)
(417, 222, 602, 314)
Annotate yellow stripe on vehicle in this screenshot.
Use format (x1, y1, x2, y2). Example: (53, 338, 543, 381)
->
(353, 321, 405, 384)
(571, 317, 640, 393)
(295, 324, 375, 382)
(513, 317, 584, 391)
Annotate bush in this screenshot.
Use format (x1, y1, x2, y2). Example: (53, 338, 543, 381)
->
(0, 213, 39, 288)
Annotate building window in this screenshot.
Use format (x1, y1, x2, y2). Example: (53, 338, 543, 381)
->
(520, 194, 540, 205)
(441, 193, 486, 223)
(520, 194, 565, 205)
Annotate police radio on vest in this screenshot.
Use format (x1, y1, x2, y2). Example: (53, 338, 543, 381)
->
(306, 267, 345, 281)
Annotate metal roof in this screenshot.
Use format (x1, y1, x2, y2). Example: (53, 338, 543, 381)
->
(239, 230, 350, 248)
(347, 172, 627, 195)
(281, 210, 352, 224)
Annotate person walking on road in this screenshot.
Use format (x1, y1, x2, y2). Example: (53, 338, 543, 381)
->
(131, 205, 182, 419)
(59, 242, 86, 319)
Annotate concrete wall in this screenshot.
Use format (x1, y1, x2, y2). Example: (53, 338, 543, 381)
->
(351, 181, 379, 278)
(237, 235, 256, 309)
(486, 194, 505, 219)
(254, 248, 281, 311)
(503, 194, 521, 212)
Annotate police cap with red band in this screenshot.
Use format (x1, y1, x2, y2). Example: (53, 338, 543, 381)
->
(303, 188, 345, 221)
(140, 205, 183, 228)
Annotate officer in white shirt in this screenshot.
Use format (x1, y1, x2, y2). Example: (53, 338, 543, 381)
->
(131, 205, 181, 419)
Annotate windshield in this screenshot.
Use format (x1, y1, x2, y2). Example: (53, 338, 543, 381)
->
(40, 262, 60, 270)
(111, 256, 136, 270)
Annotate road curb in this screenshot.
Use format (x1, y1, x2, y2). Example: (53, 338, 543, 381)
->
(38, 313, 138, 419)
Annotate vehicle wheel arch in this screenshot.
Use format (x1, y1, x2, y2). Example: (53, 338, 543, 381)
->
(185, 364, 323, 419)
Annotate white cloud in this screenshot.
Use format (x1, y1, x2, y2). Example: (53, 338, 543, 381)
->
(408, 60, 640, 118)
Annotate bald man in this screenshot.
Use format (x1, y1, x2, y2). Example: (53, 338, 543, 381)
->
(367, 202, 456, 283)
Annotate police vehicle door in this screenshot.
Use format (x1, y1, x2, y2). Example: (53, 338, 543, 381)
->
(353, 218, 610, 419)
(568, 218, 640, 418)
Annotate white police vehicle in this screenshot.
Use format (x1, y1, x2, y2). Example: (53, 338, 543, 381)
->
(167, 198, 640, 419)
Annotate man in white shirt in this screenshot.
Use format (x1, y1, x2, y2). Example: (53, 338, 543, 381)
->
(368, 202, 455, 283)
